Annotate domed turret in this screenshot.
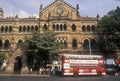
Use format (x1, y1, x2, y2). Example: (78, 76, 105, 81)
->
(0, 7, 4, 18)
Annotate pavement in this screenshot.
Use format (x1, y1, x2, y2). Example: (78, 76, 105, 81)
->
(0, 73, 51, 77)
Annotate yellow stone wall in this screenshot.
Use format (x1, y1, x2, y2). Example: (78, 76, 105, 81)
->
(0, 0, 102, 73)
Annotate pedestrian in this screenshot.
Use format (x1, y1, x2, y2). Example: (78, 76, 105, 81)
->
(38, 68, 41, 75)
(30, 68, 32, 74)
(115, 71, 118, 76)
(52, 68, 55, 75)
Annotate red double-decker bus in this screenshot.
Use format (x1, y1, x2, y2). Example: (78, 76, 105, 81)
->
(62, 54, 106, 76)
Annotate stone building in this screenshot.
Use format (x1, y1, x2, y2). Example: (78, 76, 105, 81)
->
(0, 0, 101, 74)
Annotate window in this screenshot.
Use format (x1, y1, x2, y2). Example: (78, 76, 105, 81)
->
(52, 24, 55, 30)
(82, 25, 86, 32)
(17, 39, 23, 48)
(35, 26, 39, 31)
(72, 24, 76, 32)
(27, 26, 30, 32)
(56, 24, 59, 31)
(19, 26, 22, 32)
(60, 24, 62, 31)
(64, 24, 67, 31)
(1, 26, 4, 33)
(5, 26, 8, 33)
(92, 25, 95, 32)
(87, 25, 90, 32)
(31, 26, 34, 31)
(23, 26, 26, 32)
(64, 40, 67, 48)
(72, 39, 77, 49)
(4, 40, 10, 49)
(0, 39, 2, 48)
(9, 26, 12, 32)
(83, 39, 89, 50)
(43, 24, 48, 30)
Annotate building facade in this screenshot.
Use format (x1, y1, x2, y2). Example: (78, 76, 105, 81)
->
(0, 0, 101, 74)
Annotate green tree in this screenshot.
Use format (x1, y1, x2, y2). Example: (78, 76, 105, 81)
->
(22, 31, 62, 67)
(0, 51, 5, 67)
(98, 6, 120, 58)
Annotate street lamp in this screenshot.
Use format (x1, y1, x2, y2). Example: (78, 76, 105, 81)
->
(89, 39, 92, 55)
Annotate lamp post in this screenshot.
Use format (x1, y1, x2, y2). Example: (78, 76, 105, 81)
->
(89, 39, 92, 55)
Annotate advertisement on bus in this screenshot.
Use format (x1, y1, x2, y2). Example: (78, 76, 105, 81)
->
(62, 54, 106, 76)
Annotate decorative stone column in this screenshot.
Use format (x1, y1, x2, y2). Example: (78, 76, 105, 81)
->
(5, 62, 14, 74)
(21, 53, 29, 74)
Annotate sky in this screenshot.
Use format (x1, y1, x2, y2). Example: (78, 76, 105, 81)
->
(0, 0, 120, 18)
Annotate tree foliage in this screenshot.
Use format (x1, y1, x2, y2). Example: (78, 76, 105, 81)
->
(22, 31, 62, 66)
(98, 6, 120, 58)
(0, 51, 5, 64)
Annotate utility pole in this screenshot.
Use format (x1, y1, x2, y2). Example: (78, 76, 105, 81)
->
(89, 39, 91, 55)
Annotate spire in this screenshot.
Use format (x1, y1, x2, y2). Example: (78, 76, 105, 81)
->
(0, 7, 4, 18)
(0, 7, 3, 12)
(76, 4, 80, 17)
(39, 4, 43, 11)
(96, 14, 101, 20)
(15, 14, 18, 18)
(76, 4, 79, 10)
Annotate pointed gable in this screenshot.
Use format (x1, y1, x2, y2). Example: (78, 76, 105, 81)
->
(40, 0, 79, 20)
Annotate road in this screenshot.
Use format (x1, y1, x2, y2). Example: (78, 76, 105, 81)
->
(0, 75, 120, 81)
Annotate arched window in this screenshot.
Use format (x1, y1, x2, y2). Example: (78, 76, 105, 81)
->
(56, 24, 59, 31)
(91, 39, 97, 50)
(64, 40, 67, 48)
(17, 39, 23, 48)
(31, 26, 34, 31)
(43, 24, 48, 30)
(52, 24, 55, 30)
(9, 26, 12, 33)
(4, 39, 10, 49)
(35, 26, 38, 31)
(60, 40, 62, 44)
(64, 24, 67, 31)
(60, 24, 62, 31)
(72, 39, 77, 49)
(87, 25, 90, 32)
(82, 25, 86, 32)
(19, 26, 22, 32)
(83, 39, 89, 50)
(92, 25, 95, 32)
(0, 39, 2, 48)
(5, 26, 8, 33)
(27, 26, 30, 32)
(23, 26, 26, 32)
(1, 26, 4, 33)
(72, 24, 76, 32)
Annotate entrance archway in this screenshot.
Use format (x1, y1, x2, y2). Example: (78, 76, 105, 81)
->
(14, 56, 22, 74)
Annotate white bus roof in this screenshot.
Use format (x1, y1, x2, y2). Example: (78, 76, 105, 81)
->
(62, 54, 103, 58)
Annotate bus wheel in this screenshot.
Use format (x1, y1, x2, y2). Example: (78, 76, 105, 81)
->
(97, 72, 102, 77)
(73, 72, 79, 77)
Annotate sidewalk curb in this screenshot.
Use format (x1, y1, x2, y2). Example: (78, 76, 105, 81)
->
(0, 74, 50, 77)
